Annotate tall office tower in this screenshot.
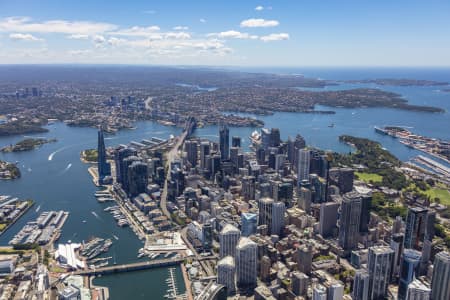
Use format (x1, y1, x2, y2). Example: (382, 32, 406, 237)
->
(431, 251, 450, 300)
(231, 136, 241, 148)
(121, 156, 140, 193)
(368, 246, 394, 300)
(313, 285, 327, 300)
(297, 149, 310, 182)
(230, 147, 240, 170)
(398, 249, 422, 300)
(297, 245, 313, 275)
(338, 191, 362, 253)
(319, 201, 339, 238)
(114, 147, 136, 184)
(287, 134, 306, 167)
(292, 272, 309, 297)
(406, 279, 431, 300)
(309, 150, 325, 177)
(393, 215, 404, 234)
(359, 193, 372, 233)
(202, 222, 213, 250)
(419, 239, 432, 276)
(219, 224, 240, 258)
(199, 141, 210, 170)
(219, 125, 230, 161)
(328, 282, 344, 300)
(278, 180, 294, 207)
(217, 256, 236, 295)
(424, 210, 435, 242)
(258, 197, 274, 230)
(261, 128, 271, 150)
(97, 128, 111, 184)
(353, 270, 370, 300)
(275, 154, 286, 171)
(298, 186, 312, 212)
(271, 201, 285, 236)
(310, 174, 326, 203)
(241, 213, 258, 237)
(127, 161, 148, 197)
(270, 128, 281, 147)
(268, 151, 276, 169)
(236, 237, 257, 289)
(404, 207, 428, 250)
(338, 168, 354, 193)
(184, 140, 198, 167)
(241, 176, 256, 201)
(390, 233, 405, 280)
(256, 147, 266, 164)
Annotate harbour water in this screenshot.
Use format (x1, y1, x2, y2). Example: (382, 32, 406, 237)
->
(0, 68, 449, 298)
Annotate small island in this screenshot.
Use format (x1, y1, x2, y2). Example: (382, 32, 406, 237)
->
(80, 149, 98, 163)
(0, 160, 21, 180)
(0, 138, 57, 153)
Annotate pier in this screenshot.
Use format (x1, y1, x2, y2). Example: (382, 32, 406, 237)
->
(73, 257, 184, 276)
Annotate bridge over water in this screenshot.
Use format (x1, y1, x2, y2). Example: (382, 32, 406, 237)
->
(73, 258, 184, 276)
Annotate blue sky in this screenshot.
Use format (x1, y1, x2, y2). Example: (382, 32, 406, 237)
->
(0, 0, 449, 66)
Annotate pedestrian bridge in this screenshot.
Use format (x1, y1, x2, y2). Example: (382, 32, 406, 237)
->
(74, 257, 184, 276)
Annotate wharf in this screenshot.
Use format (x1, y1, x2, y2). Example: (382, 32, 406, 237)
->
(88, 166, 100, 187)
(0, 201, 34, 236)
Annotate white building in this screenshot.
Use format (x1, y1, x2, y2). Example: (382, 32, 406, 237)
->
(217, 256, 236, 295)
(236, 237, 257, 289)
(219, 224, 240, 258)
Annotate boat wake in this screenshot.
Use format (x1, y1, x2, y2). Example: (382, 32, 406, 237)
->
(60, 163, 72, 174)
(35, 205, 41, 213)
(113, 235, 119, 240)
(48, 147, 65, 161)
(91, 211, 101, 220)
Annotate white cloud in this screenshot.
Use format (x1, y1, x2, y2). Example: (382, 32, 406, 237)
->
(173, 26, 189, 31)
(240, 18, 279, 28)
(9, 33, 43, 41)
(109, 25, 161, 37)
(68, 49, 92, 56)
(93, 35, 106, 44)
(260, 33, 289, 42)
(0, 17, 117, 35)
(208, 30, 258, 40)
(67, 34, 89, 39)
(200, 18, 207, 23)
(255, 6, 264, 11)
(107, 37, 126, 46)
(165, 32, 191, 39)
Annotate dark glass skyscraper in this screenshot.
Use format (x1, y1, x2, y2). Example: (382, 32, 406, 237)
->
(219, 125, 230, 161)
(97, 128, 111, 184)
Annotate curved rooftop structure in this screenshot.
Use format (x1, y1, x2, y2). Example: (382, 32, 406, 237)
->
(221, 224, 239, 235)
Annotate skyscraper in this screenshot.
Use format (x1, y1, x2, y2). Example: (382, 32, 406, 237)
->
(390, 233, 405, 280)
(97, 128, 111, 184)
(368, 246, 394, 300)
(217, 256, 236, 295)
(200, 141, 210, 170)
(398, 249, 421, 300)
(241, 213, 257, 237)
(127, 161, 148, 197)
(353, 269, 369, 300)
(258, 197, 274, 230)
(297, 149, 310, 182)
(271, 201, 285, 236)
(231, 136, 241, 148)
(404, 207, 428, 250)
(406, 279, 431, 300)
(184, 140, 198, 167)
(219, 224, 240, 258)
(339, 191, 362, 253)
(114, 147, 136, 184)
(327, 282, 344, 300)
(313, 285, 327, 300)
(292, 271, 309, 297)
(431, 251, 450, 300)
(319, 201, 339, 238)
(297, 245, 313, 275)
(236, 237, 257, 289)
(219, 125, 230, 161)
